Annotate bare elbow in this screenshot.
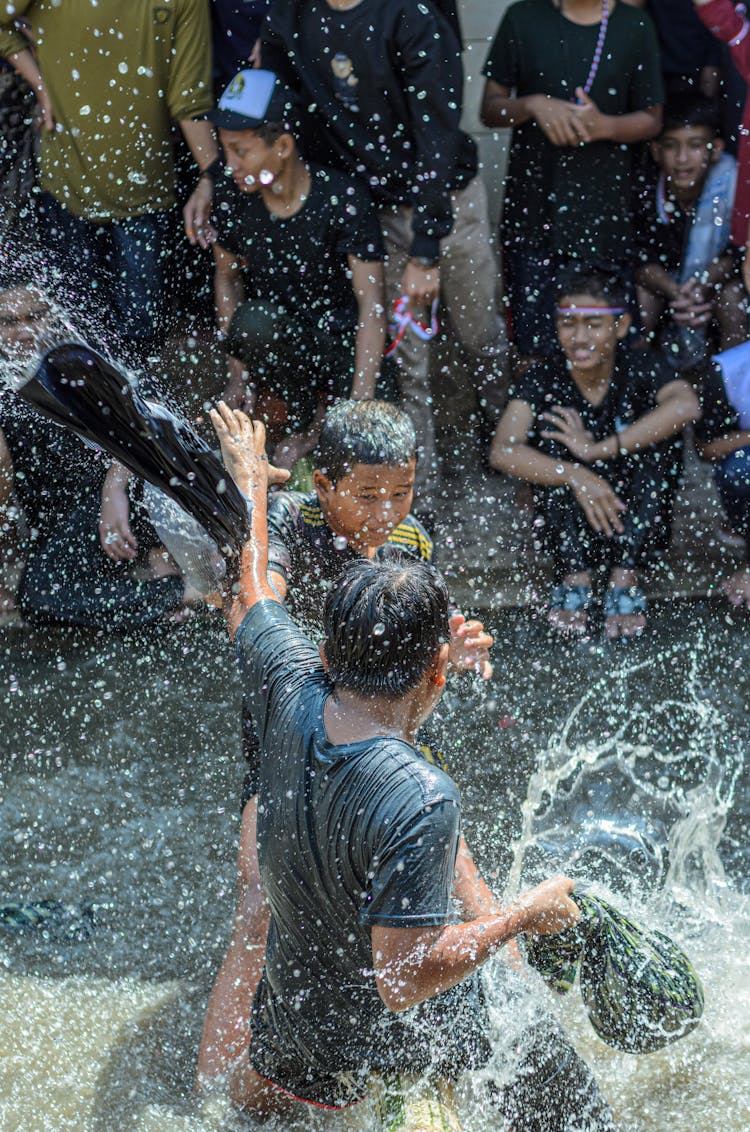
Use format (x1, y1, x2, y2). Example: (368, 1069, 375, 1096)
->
(375, 976, 418, 1013)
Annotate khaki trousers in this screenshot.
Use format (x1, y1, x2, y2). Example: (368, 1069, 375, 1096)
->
(378, 175, 508, 500)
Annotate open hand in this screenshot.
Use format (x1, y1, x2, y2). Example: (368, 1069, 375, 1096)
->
(448, 612, 493, 680)
(540, 406, 600, 462)
(571, 89, 612, 143)
(516, 876, 580, 937)
(184, 176, 217, 248)
(670, 281, 713, 328)
(527, 93, 581, 147)
(99, 482, 137, 562)
(209, 401, 290, 495)
(569, 467, 626, 536)
(400, 260, 440, 307)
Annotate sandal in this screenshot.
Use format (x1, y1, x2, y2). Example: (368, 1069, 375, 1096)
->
(603, 586, 647, 618)
(549, 583, 593, 613)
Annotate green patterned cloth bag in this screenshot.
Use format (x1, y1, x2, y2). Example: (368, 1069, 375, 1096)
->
(525, 893, 704, 1053)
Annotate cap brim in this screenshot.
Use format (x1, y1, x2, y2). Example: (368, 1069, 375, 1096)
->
(208, 108, 264, 131)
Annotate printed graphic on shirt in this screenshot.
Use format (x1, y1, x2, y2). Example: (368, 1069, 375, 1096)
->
(331, 53, 359, 110)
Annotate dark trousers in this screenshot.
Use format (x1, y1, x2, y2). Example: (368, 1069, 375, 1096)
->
(715, 445, 750, 558)
(535, 443, 682, 580)
(37, 192, 174, 365)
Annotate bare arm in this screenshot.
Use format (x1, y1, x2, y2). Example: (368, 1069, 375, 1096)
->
(596, 380, 700, 458)
(637, 262, 681, 301)
(99, 460, 137, 562)
(452, 836, 502, 920)
(177, 117, 219, 173)
(349, 256, 386, 399)
(696, 430, 750, 461)
(481, 79, 581, 146)
(209, 405, 290, 638)
(214, 244, 249, 407)
(371, 876, 578, 1012)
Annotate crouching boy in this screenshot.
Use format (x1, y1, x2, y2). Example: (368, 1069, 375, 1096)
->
(635, 92, 745, 367)
(490, 268, 700, 637)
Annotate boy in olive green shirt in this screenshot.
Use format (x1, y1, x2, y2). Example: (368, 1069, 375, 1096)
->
(0, 0, 217, 361)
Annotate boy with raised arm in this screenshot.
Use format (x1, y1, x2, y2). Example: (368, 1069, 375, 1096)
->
(208, 402, 615, 1130)
(197, 399, 494, 1082)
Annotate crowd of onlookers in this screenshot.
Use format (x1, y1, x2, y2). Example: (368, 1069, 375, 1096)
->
(1, 0, 750, 637)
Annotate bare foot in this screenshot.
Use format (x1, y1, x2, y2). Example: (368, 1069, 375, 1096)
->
(721, 566, 750, 609)
(605, 569, 646, 639)
(548, 572, 592, 635)
(147, 546, 181, 579)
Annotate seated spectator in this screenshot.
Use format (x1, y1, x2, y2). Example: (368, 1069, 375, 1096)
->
(695, 348, 750, 607)
(635, 92, 745, 368)
(207, 69, 387, 469)
(0, 0, 216, 367)
(481, 0, 663, 360)
(0, 268, 196, 630)
(490, 268, 700, 638)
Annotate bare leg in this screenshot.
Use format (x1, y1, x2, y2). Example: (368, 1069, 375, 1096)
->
(605, 567, 646, 638)
(714, 278, 748, 351)
(228, 1058, 299, 1120)
(197, 798, 269, 1082)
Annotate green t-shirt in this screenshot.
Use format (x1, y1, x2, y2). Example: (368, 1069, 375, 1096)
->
(483, 0, 663, 262)
(0, 0, 213, 220)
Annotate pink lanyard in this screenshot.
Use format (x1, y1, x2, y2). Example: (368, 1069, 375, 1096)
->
(384, 296, 439, 358)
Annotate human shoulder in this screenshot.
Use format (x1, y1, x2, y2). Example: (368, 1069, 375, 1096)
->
(621, 349, 677, 398)
(386, 513, 433, 562)
(368, 737, 460, 811)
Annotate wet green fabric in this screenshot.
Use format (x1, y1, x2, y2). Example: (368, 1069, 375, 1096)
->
(525, 893, 704, 1053)
(0, 0, 212, 220)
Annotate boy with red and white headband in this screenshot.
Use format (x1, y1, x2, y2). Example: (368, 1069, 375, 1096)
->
(490, 267, 700, 637)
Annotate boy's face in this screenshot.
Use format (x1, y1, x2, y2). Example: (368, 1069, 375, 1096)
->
(556, 292, 630, 373)
(219, 127, 290, 193)
(0, 285, 52, 362)
(314, 459, 417, 550)
(651, 125, 721, 197)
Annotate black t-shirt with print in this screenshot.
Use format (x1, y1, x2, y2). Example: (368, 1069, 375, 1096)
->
(267, 490, 433, 629)
(483, 0, 663, 262)
(262, 0, 477, 259)
(213, 164, 383, 338)
(236, 600, 487, 1104)
(509, 349, 678, 459)
(634, 171, 693, 275)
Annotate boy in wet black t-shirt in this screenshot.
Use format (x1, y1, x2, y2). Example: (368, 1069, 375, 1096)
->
(491, 267, 700, 637)
(208, 67, 386, 467)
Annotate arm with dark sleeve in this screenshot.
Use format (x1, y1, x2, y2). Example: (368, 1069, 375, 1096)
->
(695, 0, 750, 76)
(235, 601, 323, 748)
(395, 5, 467, 258)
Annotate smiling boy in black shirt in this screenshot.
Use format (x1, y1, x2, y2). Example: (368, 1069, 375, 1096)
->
(208, 68, 387, 468)
(490, 268, 700, 637)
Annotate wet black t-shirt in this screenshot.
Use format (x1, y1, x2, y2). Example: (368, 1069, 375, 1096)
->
(483, 0, 663, 261)
(213, 165, 383, 338)
(509, 350, 678, 458)
(267, 490, 433, 629)
(236, 600, 485, 1104)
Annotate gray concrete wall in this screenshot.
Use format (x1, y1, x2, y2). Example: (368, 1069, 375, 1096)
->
(459, 0, 513, 226)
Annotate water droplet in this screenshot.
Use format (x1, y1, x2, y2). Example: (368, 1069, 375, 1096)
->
(333, 534, 347, 551)
(373, 622, 385, 636)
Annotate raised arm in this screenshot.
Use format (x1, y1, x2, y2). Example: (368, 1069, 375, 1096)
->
(209, 404, 290, 637)
(213, 245, 250, 407)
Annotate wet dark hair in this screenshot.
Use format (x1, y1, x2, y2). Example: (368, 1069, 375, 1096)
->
(555, 265, 628, 311)
(662, 92, 722, 137)
(253, 121, 289, 146)
(323, 557, 449, 699)
(315, 399, 417, 485)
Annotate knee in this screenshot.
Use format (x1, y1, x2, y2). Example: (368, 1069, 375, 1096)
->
(715, 279, 747, 323)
